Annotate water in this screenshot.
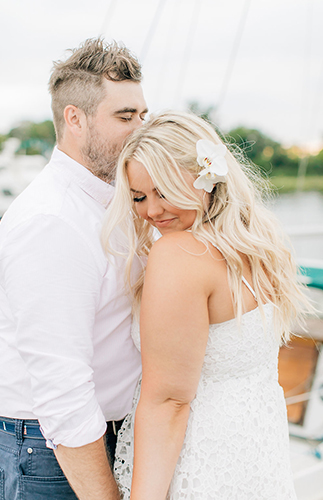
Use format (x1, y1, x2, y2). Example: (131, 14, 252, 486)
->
(270, 191, 323, 263)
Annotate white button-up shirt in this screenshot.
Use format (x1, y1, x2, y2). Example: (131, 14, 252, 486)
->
(0, 147, 141, 448)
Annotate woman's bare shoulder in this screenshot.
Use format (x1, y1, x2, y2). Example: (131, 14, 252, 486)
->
(150, 231, 223, 261)
(147, 232, 225, 287)
(151, 231, 207, 256)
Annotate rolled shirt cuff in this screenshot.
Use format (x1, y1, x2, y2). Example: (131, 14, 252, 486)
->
(39, 405, 107, 449)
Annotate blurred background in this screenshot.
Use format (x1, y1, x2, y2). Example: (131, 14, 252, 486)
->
(1, 0, 323, 239)
(1, 1, 323, 496)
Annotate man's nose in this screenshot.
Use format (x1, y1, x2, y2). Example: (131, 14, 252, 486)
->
(131, 115, 144, 131)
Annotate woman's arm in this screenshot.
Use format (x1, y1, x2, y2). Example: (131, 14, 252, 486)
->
(130, 233, 211, 500)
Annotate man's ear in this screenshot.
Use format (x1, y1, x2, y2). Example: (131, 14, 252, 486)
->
(63, 105, 86, 138)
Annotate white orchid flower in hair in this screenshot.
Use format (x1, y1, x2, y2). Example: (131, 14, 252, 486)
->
(193, 139, 228, 193)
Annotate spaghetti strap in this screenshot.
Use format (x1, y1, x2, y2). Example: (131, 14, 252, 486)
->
(212, 243, 257, 302)
(242, 276, 257, 301)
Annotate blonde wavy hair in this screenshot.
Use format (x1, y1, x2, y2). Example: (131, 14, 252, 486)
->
(101, 110, 310, 343)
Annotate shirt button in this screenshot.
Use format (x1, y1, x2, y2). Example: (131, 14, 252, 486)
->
(27, 447, 33, 454)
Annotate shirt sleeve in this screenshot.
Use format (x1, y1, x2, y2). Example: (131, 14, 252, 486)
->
(2, 214, 107, 447)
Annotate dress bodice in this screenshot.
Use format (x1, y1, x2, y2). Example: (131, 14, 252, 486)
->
(131, 303, 278, 383)
(116, 303, 296, 499)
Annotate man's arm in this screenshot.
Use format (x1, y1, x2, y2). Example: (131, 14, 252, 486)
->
(3, 215, 115, 496)
(54, 437, 120, 500)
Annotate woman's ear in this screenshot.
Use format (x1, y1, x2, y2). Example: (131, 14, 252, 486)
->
(63, 105, 86, 138)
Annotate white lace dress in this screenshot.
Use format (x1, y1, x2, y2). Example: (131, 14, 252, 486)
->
(114, 303, 296, 499)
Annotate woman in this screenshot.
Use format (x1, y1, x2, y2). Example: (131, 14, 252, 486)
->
(101, 111, 309, 499)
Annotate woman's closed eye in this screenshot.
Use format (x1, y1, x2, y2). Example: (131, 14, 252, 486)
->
(132, 189, 165, 203)
(133, 195, 146, 203)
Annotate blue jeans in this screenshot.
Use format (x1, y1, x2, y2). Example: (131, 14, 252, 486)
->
(0, 417, 118, 500)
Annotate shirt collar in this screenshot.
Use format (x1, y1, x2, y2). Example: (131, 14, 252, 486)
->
(50, 146, 115, 208)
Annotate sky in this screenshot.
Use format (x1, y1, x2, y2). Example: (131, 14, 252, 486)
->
(1, 0, 323, 151)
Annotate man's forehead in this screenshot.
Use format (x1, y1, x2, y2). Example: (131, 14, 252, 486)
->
(103, 78, 142, 96)
(101, 79, 147, 111)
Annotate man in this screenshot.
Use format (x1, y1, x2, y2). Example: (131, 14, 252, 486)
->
(0, 38, 148, 500)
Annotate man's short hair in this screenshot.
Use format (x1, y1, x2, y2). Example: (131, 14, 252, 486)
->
(49, 38, 142, 141)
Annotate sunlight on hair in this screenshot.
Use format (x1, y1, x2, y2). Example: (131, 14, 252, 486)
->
(101, 110, 313, 342)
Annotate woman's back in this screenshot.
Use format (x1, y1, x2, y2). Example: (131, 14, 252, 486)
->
(202, 303, 277, 381)
(156, 230, 260, 326)
(115, 299, 296, 499)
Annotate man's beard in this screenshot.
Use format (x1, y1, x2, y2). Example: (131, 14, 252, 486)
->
(80, 125, 119, 183)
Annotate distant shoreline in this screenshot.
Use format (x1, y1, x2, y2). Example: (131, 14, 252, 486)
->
(270, 176, 323, 193)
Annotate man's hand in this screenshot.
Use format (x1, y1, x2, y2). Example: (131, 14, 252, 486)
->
(54, 436, 120, 500)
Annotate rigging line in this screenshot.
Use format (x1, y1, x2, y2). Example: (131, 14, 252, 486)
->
(299, 0, 314, 144)
(99, 0, 118, 36)
(309, 55, 323, 141)
(285, 387, 323, 405)
(172, 0, 202, 107)
(216, 0, 252, 111)
(140, 0, 168, 64)
(297, 0, 314, 191)
(153, 0, 185, 106)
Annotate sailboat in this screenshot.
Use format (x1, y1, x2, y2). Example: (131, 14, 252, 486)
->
(0, 138, 46, 217)
(279, 261, 323, 499)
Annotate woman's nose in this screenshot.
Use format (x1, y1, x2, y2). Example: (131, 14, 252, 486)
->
(147, 198, 164, 219)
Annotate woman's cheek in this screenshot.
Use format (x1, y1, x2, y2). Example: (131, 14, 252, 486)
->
(136, 204, 147, 220)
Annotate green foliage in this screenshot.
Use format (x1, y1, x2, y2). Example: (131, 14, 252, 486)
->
(187, 102, 323, 179)
(2, 110, 323, 192)
(224, 126, 299, 176)
(271, 175, 323, 193)
(307, 149, 323, 176)
(8, 120, 56, 155)
(0, 134, 7, 152)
